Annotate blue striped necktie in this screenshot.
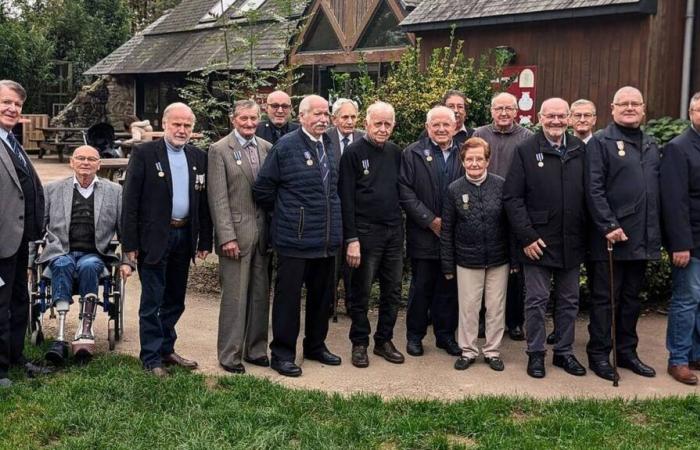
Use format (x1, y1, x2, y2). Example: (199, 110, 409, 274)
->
(316, 141, 329, 192)
(6, 132, 27, 169)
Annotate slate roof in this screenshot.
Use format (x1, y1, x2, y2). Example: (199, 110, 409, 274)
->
(400, 0, 657, 32)
(86, 0, 309, 75)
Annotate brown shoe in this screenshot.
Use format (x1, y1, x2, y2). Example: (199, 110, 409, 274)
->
(689, 360, 700, 371)
(668, 364, 698, 385)
(352, 345, 369, 368)
(373, 341, 405, 364)
(162, 352, 198, 369)
(147, 366, 169, 378)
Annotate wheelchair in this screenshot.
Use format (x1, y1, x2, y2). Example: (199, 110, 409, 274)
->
(27, 240, 126, 358)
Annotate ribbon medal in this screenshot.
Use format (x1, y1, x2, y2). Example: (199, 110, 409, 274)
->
(362, 159, 370, 175)
(156, 162, 165, 178)
(616, 140, 625, 157)
(423, 149, 433, 162)
(304, 151, 314, 166)
(462, 193, 469, 210)
(536, 152, 544, 168)
(234, 150, 243, 166)
(195, 173, 206, 191)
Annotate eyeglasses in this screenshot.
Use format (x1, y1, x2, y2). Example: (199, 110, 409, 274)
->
(492, 106, 517, 113)
(541, 114, 568, 121)
(268, 103, 291, 110)
(613, 101, 644, 109)
(72, 156, 100, 163)
(464, 157, 487, 164)
(571, 113, 595, 120)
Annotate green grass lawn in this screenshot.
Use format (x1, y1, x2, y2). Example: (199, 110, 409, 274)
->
(1, 353, 699, 449)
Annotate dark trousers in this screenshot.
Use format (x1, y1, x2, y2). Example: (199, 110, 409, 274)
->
(348, 224, 403, 346)
(137, 227, 191, 369)
(0, 238, 29, 377)
(406, 258, 458, 344)
(523, 264, 580, 355)
(587, 260, 647, 362)
(270, 254, 334, 362)
(505, 268, 525, 330)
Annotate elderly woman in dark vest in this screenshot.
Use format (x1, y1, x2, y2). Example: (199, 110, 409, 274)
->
(441, 137, 511, 371)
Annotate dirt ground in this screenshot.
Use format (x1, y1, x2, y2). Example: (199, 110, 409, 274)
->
(32, 156, 699, 400)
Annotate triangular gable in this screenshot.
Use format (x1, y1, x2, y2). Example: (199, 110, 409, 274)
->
(298, 7, 343, 52)
(355, 0, 410, 49)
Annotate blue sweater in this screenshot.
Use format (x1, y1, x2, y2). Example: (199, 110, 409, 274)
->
(253, 128, 342, 258)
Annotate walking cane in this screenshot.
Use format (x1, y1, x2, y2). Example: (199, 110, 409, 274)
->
(607, 240, 620, 387)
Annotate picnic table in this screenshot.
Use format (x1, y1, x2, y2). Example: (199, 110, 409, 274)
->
(97, 158, 129, 183)
(35, 127, 133, 162)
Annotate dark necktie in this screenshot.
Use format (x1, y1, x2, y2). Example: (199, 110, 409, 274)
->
(6, 132, 27, 169)
(245, 141, 259, 178)
(341, 136, 350, 154)
(316, 141, 329, 192)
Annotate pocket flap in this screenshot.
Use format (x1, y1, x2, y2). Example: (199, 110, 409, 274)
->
(529, 210, 549, 225)
(232, 213, 242, 223)
(615, 202, 637, 219)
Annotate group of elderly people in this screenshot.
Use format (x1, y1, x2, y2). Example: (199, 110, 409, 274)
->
(2, 77, 700, 389)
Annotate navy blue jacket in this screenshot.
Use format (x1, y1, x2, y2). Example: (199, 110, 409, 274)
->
(253, 128, 342, 258)
(399, 137, 464, 259)
(585, 123, 661, 261)
(660, 127, 700, 256)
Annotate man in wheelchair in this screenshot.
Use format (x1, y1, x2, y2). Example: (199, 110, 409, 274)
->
(32, 145, 132, 363)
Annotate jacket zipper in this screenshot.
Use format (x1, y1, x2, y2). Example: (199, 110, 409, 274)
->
(298, 206, 305, 240)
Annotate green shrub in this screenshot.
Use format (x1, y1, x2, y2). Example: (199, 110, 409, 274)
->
(643, 117, 689, 146)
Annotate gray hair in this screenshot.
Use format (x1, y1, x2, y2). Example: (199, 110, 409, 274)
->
(426, 105, 455, 124)
(689, 92, 700, 110)
(490, 92, 517, 108)
(331, 98, 359, 117)
(613, 86, 644, 104)
(571, 99, 596, 115)
(162, 102, 196, 124)
(0, 80, 27, 102)
(231, 99, 260, 118)
(298, 95, 327, 115)
(366, 101, 395, 123)
(538, 97, 569, 115)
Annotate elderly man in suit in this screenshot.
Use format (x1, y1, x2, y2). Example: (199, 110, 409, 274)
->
(0, 80, 49, 387)
(325, 98, 364, 314)
(208, 100, 272, 374)
(122, 102, 213, 377)
(35, 145, 129, 364)
(256, 90, 299, 145)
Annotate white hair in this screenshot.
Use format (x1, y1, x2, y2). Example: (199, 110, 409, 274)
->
(425, 105, 455, 124)
(366, 101, 395, 123)
(490, 92, 517, 108)
(162, 102, 196, 124)
(331, 98, 359, 117)
(298, 95, 327, 115)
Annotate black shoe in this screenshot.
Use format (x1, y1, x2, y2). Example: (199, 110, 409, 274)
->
(24, 362, 54, 378)
(552, 354, 586, 376)
(271, 359, 302, 377)
(527, 351, 546, 378)
(454, 356, 475, 370)
(373, 341, 405, 364)
(406, 340, 424, 356)
(485, 356, 505, 371)
(546, 331, 558, 345)
(220, 363, 245, 374)
(45, 340, 68, 366)
(243, 356, 270, 367)
(352, 345, 369, 368)
(509, 326, 525, 341)
(304, 349, 342, 366)
(437, 340, 462, 356)
(618, 356, 656, 377)
(589, 359, 617, 381)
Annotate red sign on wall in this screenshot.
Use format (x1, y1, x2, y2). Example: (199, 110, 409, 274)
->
(501, 66, 537, 125)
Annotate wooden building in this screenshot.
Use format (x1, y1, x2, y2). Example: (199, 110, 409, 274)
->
(401, 0, 700, 125)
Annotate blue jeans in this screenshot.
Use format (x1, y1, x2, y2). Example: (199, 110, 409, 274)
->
(137, 227, 191, 369)
(666, 257, 700, 366)
(49, 252, 105, 303)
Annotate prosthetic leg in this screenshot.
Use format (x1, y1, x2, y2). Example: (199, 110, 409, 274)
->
(72, 293, 98, 359)
(45, 300, 70, 365)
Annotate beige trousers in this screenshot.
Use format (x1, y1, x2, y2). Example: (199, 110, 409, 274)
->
(456, 264, 509, 358)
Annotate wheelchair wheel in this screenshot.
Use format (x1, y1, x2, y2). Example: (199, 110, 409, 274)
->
(108, 320, 116, 351)
(113, 271, 125, 341)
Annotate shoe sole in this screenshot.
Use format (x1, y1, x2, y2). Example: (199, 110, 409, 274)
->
(352, 360, 369, 368)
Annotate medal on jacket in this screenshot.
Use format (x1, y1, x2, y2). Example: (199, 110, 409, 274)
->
(304, 151, 314, 166)
(234, 150, 243, 165)
(155, 162, 165, 178)
(462, 193, 469, 210)
(616, 140, 626, 156)
(536, 152, 544, 168)
(195, 173, 206, 191)
(362, 159, 370, 175)
(423, 149, 433, 162)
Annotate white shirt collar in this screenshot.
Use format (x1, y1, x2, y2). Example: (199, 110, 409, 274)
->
(234, 129, 257, 148)
(337, 129, 353, 144)
(73, 175, 98, 199)
(302, 127, 322, 143)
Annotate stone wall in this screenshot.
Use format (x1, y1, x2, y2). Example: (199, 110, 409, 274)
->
(51, 76, 134, 131)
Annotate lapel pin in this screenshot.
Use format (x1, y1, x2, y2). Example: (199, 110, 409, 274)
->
(616, 140, 626, 157)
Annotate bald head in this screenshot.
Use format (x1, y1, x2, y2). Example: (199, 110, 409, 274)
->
(266, 90, 293, 126)
(611, 86, 645, 128)
(162, 102, 195, 147)
(70, 145, 101, 184)
(539, 98, 569, 145)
